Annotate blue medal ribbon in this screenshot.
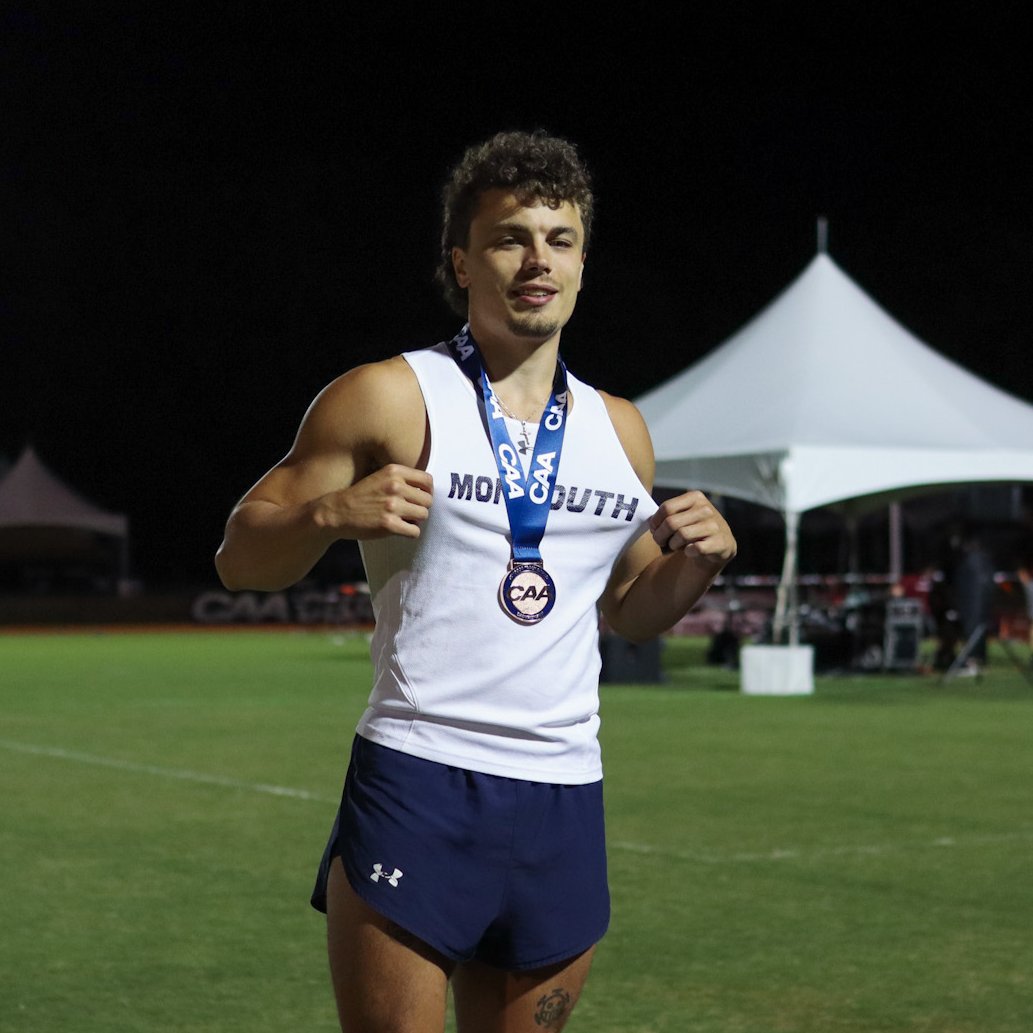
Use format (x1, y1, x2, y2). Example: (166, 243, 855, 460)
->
(446, 323, 568, 570)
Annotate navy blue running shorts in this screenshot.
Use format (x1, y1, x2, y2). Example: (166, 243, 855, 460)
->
(310, 735, 610, 971)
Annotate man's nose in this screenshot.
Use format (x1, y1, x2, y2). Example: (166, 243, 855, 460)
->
(523, 239, 552, 273)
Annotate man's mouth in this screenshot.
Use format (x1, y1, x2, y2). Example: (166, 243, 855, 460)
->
(511, 284, 558, 305)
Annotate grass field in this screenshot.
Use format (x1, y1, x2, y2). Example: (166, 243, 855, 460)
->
(1, 629, 1031, 1032)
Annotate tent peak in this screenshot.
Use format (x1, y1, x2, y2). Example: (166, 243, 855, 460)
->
(816, 215, 829, 254)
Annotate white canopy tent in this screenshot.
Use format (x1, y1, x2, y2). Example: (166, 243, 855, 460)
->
(635, 252, 1033, 643)
(0, 445, 130, 585)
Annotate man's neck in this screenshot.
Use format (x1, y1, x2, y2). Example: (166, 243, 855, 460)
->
(468, 321, 562, 413)
(479, 342, 561, 419)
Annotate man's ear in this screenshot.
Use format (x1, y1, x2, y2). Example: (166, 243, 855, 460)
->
(578, 252, 586, 290)
(452, 247, 470, 288)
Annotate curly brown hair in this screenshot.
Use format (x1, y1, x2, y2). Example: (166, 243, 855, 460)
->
(435, 129, 595, 317)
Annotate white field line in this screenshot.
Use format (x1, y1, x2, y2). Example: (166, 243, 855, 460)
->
(0, 738, 337, 804)
(5, 737, 1031, 865)
(609, 829, 1033, 865)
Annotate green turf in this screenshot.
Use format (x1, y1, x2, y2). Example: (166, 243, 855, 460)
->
(1, 630, 1030, 1032)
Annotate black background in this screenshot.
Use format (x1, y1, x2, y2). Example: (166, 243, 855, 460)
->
(4, 4, 1032, 586)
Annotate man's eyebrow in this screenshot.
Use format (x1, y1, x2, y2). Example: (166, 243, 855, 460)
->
(492, 222, 581, 239)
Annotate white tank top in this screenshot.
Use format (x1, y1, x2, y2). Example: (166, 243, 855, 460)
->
(355, 342, 658, 783)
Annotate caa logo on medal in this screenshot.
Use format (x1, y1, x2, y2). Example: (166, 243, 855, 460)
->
(504, 567, 554, 621)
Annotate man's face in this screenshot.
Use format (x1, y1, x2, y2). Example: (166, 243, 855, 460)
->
(452, 189, 586, 345)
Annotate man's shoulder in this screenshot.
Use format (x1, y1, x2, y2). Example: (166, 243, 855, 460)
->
(595, 389, 647, 432)
(592, 388, 655, 489)
(318, 354, 423, 408)
(296, 354, 428, 468)
(332, 340, 454, 393)
(298, 355, 426, 452)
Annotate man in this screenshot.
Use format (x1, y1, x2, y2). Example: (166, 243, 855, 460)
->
(952, 532, 995, 673)
(216, 130, 735, 1033)
(1017, 565, 1033, 662)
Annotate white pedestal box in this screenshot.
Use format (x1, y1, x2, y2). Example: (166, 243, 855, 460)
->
(740, 644, 815, 696)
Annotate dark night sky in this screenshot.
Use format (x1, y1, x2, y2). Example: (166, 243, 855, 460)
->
(3, 5, 1032, 586)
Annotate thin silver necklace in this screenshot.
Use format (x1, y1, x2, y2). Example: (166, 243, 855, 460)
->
(493, 394, 542, 455)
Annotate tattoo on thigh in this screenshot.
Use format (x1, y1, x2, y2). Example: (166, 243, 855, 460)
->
(534, 987, 571, 1028)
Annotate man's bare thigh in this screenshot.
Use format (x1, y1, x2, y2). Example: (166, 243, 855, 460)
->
(326, 857, 453, 1033)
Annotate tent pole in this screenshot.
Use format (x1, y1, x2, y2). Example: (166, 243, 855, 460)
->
(888, 502, 903, 583)
(788, 511, 800, 647)
(118, 525, 131, 596)
(845, 514, 859, 575)
(773, 510, 800, 645)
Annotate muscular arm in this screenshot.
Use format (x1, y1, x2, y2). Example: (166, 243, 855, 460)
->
(214, 358, 431, 591)
(598, 394, 736, 642)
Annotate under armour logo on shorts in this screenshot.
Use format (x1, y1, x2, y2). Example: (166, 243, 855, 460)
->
(370, 863, 403, 887)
